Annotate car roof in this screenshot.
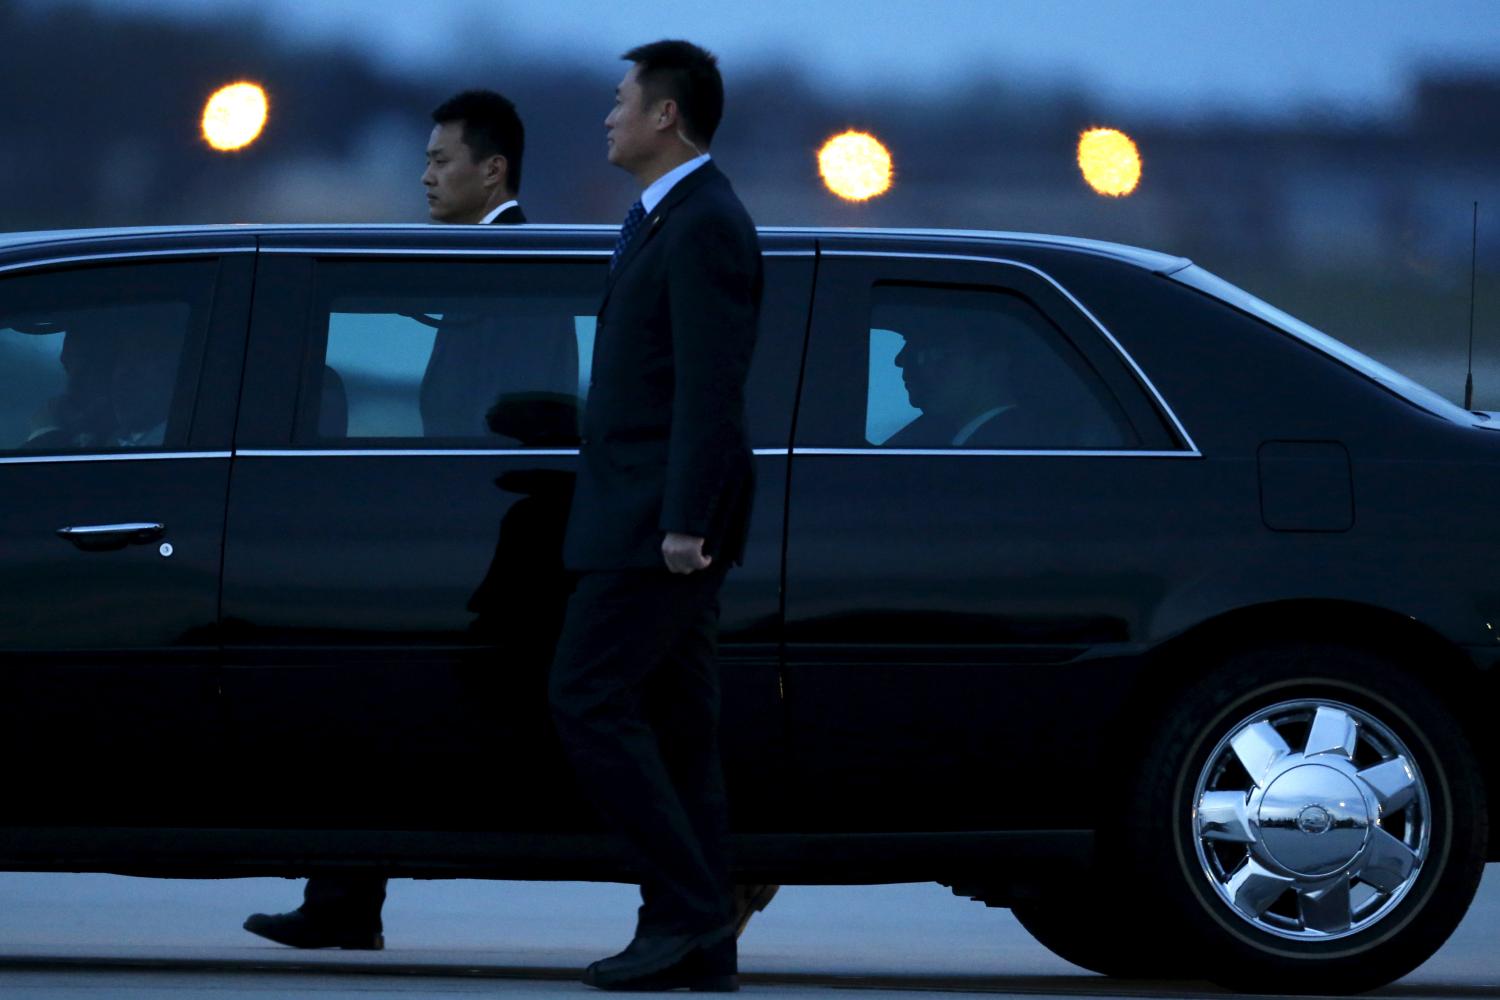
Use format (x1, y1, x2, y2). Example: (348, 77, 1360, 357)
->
(767, 226, 1189, 271)
(0, 224, 1190, 273)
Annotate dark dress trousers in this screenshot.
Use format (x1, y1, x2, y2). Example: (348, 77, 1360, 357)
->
(550, 161, 762, 936)
(298, 204, 528, 932)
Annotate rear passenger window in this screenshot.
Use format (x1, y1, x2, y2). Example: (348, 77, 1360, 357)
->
(867, 283, 1137, 449)
(297, 260, 603, 446)
(0, 262, 214, 454)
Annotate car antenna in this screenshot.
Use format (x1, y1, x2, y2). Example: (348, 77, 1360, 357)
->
(1464, 201, 1479, 411)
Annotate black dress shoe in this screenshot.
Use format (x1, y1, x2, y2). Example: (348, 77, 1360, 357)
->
(584, 926, 736, 991)
(242, 909, 384, 950)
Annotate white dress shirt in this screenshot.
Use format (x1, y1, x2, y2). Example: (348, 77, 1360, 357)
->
(641, 154, 711, 214)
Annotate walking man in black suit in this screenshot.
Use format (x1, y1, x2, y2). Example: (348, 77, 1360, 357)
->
(242, 88, 528, 952)
(548, 40, 762, 992)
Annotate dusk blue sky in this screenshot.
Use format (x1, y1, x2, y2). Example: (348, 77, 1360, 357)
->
(81, 0, 1500, 119)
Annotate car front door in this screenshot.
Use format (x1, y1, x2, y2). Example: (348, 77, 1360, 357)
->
(0, 248, 252, 829)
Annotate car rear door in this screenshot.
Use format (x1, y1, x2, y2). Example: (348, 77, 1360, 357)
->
(781, 244, 1202, 832)
(0, 242, 253, 829)
(218, 232, 811, 838)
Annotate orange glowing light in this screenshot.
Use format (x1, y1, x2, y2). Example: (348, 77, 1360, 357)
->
(818, 130, 893, 202)
(1077, 127, 1141, 197)
(202, 82, 268, 151)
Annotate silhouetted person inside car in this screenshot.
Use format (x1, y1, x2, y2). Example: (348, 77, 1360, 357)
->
(884, 325, 1024, 448)
(25, 324, 120, 449)
(26, 318, 181, 450)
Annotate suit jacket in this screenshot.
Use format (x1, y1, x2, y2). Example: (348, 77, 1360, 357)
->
(564, 161, 762, 571)
(492, 203, 526, 225)
(419, 202, 578, 438)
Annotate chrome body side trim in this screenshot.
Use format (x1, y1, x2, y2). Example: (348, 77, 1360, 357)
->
(233, 448, 796, 458)
(0, 447, 1196, 464)
(235, 448, 580, 458)
(820, 250, 1200, 454)
(792, 448, 1202, 458)
(0, 451, 232, 466)
(225, 446, 1194, 458)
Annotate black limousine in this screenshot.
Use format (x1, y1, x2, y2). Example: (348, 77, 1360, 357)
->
(1, 224, 1496, 993)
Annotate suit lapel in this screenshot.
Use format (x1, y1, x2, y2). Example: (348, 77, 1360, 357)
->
(600, 162, 722, 312)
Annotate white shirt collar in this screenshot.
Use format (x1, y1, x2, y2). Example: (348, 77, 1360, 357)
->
(952, 405, 1014, 447)
(641, 154, 711, 214)
(480, 199, 520, 225)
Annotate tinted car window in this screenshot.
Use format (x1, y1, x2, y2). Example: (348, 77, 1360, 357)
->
(0, 262, 214, 454)
(295, 260, 603, 447)
(867, 283, 1137, 449)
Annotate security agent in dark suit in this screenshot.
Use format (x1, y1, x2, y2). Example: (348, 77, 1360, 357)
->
(547, 40, 761, 992)
(421, 89, 527, 228)
(416, 93, 589, 440)
(243, 88, 529, 953)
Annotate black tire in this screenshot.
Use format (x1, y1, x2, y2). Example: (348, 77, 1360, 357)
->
(1011, 897, 1200, 978)
(1133, 644, 1486, 994)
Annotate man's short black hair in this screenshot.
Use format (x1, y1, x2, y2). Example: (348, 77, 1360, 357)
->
(431, 89, 525, 194)
(622, 40, 724, 147)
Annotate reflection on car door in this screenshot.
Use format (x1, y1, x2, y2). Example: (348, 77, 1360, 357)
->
(221, 243, 811, 841)
(0, 253, 252, 826)
(221, 253, 603, 832)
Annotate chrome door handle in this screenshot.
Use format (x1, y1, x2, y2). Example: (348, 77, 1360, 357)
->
(56, 522, 166, 550)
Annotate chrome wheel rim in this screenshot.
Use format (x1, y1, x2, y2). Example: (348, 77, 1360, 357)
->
(1192, 698, 1430, 941)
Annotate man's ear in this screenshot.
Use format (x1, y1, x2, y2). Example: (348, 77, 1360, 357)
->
(653, 99, 679, 132)
(484, 154, 509, 190)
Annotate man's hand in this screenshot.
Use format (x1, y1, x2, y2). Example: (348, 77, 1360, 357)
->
(662, 532, 712, 574)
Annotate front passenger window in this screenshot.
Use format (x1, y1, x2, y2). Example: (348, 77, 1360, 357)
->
(0, 262, 212, 455)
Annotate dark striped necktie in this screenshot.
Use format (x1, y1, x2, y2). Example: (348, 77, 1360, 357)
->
(611, 200, 647, 271)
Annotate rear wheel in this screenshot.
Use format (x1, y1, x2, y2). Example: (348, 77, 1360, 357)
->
(1134, 644, 1486, 994)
